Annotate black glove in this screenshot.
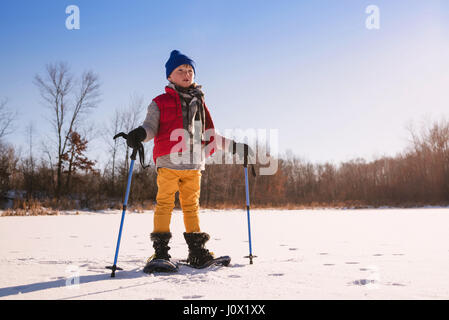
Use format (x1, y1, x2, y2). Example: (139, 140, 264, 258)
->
(126, 126, 147, 149)
(230, 141, 255, 162)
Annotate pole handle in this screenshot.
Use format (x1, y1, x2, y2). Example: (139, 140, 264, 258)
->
(113, 132, 127, 140)
(242, 145, 256, 177)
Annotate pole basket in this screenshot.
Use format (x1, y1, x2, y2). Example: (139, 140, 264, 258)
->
(244, 254, 258, 265)
(106, 265, 123, 278)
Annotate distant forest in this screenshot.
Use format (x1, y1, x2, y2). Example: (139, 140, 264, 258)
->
(2, 118, 449, 214)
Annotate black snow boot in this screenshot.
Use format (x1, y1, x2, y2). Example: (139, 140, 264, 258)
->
(183, 232, 215, 268)
(149, 232, 172, 261)
(143, 232, 177, 273)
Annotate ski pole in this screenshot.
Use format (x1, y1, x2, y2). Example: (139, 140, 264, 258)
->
(106, 133, 138, 278)
(243, 145, 257, 264)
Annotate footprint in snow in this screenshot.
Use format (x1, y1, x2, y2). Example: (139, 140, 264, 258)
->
(351, 279, 377, 286)
(281, 258, 298, 262)
(268, 273, 284, 277)
(183, 295, 203, 299)
(387, 282, 406, 287)
(38, 261, 57, 264)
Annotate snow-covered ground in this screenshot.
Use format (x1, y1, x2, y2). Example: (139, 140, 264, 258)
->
(1, 208, 449, 300)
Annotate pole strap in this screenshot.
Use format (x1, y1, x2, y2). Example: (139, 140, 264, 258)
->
(114, 132, 150, 169)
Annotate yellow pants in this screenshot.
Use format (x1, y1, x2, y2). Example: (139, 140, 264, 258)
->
(153, 168, 202, 233)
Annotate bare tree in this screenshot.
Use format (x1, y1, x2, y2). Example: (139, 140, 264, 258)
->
(21, 123, 36, 198)
(0, 98, 17, 140)
(120, 94, 145, 170)
(102, 109, 123, 188)
(34, 62, 100, 197)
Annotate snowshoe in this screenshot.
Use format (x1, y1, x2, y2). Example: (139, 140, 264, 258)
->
(178, 255, 231, 269)
(183, 232, 230, 269)
(143, 256, 178, 273)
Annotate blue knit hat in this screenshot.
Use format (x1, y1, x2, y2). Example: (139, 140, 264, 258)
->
(165, 50, 196, 79)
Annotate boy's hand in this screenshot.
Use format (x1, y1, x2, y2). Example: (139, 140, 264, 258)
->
(230, 141, 255, 162)
(126, 126, 147, 149)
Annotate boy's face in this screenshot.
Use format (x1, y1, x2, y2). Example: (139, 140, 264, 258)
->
(168, 64, 195, 88)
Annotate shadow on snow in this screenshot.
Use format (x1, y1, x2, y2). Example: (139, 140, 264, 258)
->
(0, 263, 244, 299)
(0, 268, 144, 298)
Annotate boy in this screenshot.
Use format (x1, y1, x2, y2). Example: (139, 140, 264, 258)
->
(126, 50, 253, 272)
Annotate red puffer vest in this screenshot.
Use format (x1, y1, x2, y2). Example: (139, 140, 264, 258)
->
(152, 86, 216, 164)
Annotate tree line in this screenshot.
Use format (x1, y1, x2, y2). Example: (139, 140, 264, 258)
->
(1, 62, 449, 213)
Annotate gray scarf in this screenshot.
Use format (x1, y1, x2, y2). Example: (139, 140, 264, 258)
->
(168, 82, 206, 140)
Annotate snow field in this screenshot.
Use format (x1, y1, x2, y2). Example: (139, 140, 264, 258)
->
(1, 208, 449, 299)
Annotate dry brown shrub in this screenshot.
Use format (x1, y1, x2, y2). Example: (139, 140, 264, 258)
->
(0, 198, 59, 216)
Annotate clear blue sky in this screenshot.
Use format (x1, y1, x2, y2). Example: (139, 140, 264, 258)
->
(1, 0, 449, 165)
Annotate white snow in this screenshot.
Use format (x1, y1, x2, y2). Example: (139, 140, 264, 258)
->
(1, 208, 449, 300)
